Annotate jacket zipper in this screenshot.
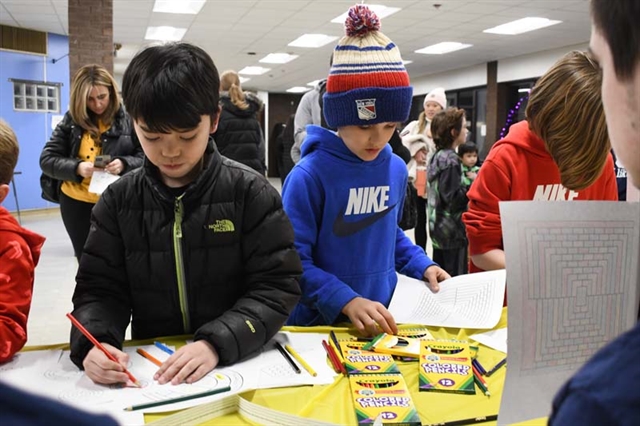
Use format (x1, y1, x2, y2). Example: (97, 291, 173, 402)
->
(173, 195, 191, 333)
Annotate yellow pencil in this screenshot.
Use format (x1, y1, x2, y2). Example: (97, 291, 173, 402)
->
(284, 344, 317, 377)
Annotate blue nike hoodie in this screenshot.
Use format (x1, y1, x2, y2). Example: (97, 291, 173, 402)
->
(282, 125, 436, 326)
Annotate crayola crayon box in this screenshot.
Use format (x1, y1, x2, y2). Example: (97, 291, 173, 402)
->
(363, 330, 434, 359)
(419, 340, 475, 395)
(340, 341, 400, 375)
(349, 374, 421, 425)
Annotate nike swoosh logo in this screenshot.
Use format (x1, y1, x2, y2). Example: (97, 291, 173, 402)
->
(333, 203, 398, 237)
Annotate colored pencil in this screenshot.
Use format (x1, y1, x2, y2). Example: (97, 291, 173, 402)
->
(66, 313, 140, 387)
(472, 358, 487, 376)
(424, 414, 498, 426)
(136, 348, 162, 367)
(322, 339, 345, 374)
(274, 341, 301, 374)
(284, 344, 317, 377)
(329, 331, 344, 360)
(471, 364, 488, 389)
(485, 357, 507, 377)
(124, 385, 232, 411)
(473, 371, 490, 397)
(154, 341, 175, 355)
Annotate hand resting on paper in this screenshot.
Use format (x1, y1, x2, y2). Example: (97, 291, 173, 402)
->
(342, 297, 399, 336)
(422, 265, 450, 292)
(154, 340, 219, 385)
(104, 158, 124, 175)
(83, 343, 133, 386)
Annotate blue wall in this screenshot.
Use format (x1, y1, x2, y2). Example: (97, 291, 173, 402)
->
(0, 33, 69, 212)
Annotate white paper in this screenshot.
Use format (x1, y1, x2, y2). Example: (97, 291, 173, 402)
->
(89, 170, 120, 195)
(388, 270, 506, 328)
(469, 328, 507, 353)
(498, 201, 640, 425)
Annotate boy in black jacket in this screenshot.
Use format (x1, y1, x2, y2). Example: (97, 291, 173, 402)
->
(70, 43, 302, 386)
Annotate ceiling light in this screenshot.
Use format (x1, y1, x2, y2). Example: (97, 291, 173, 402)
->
(288, 34, 339, 48)
(145, 26, 187, 41)
(238, 66, 271, 75)
(331, 4, 400, 23)
(153, 0, 206, 14)
(307, 79, 322, 87)
(286, 87, 312, 93)
(402, 60, 413, 65)
(518, 88, 531, 93)
(415, 42, 472, 55)
(259, 53, 299, 64)
(239, 77, 251, 84)
(483, 17, 562, 35)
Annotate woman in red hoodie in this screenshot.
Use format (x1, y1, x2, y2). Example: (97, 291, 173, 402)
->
(463, 51, 618, 277)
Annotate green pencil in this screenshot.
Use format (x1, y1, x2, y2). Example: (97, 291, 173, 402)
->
(123, 385, 232, 411)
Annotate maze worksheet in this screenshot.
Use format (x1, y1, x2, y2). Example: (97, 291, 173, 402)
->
(497, 201, 640, 426)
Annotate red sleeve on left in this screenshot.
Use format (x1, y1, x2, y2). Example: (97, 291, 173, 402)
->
(0, 233, 35, 363)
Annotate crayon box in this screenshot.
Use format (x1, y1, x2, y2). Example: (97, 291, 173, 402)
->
(340, 341, 400, 375)
(349, 373, 421, 425)
(419, 340, 475, 395)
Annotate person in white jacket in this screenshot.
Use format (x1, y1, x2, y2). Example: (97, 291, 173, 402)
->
(400, 87, 446, 251)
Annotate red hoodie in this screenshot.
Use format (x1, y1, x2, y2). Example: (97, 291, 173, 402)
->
(463, 120, 618, 274)
(0, 207, 45, 363)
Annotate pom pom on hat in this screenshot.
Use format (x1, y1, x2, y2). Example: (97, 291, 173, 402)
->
(322, 4, 413, 129)
(423, 87, 447, 110)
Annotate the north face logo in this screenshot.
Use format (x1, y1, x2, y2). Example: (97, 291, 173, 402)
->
(205, 219, 235, 232)
(356, 99, 376, 120)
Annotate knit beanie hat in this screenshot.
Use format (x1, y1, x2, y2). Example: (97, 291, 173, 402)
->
(423, 87, 447, 109)
(322, 4, 413, 129)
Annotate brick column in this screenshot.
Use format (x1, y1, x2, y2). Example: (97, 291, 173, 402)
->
(68, 0, 113, 79)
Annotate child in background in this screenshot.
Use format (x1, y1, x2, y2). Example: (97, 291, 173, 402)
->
(458, 142, 480, 188)
(0, 120, 46, 363)
(70, 43, 302, 387)
(282, 4, 449, 337)
(427, 108, 470, 277)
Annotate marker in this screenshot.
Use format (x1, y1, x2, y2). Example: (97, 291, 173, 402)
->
(66, 313, 140, 388)
(274, 341, 300, 374)
(124, 386, 232, 411)
(154, 341, 174, 355)
(485, 357, 507, 377)
(284, 344, 317, 377)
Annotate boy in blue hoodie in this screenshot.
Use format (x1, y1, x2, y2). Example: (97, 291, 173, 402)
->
(282, 4, 449, 336)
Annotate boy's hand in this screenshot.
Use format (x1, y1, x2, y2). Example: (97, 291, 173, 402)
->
(77, 161, 94, 178)
(466, 171, 477, 180)
(342, 297, 398, 336)
(414, 150, 426, 164)
(154, 340, 219, 385)
(83, 343, 131, 386)
(423, 265, 451, 292)
(104, 159, 124, 175)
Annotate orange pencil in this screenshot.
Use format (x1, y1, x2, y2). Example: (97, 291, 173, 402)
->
(136, 348, 162, 367)
(66, 313, 141, 387)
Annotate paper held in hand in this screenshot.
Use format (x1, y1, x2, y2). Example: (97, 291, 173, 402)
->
(388, 269, 506, 329)
(89, 170, 120, 195)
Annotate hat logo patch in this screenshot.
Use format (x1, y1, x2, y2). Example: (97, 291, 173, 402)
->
(356, 99, 377, 120)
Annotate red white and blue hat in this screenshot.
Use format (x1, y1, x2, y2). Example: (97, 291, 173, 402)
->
(323, 4, 413, 128)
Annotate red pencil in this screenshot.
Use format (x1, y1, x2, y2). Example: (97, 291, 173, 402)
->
(322, 339, 346, 375)
(66, 313, 141, 387)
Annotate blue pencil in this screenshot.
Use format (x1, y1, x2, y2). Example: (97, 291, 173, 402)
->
(154, 341, 175, 355)
(485, 357, 506, 377)
(472, 358, 487, 376)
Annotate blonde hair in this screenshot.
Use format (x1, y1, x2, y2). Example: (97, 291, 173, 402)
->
(69, 64, 121, 137)
(220, 70, 249, 110)
(417, 111, 428, 134)
(0, 119, 19, 185)
(526, 51, 610, 191)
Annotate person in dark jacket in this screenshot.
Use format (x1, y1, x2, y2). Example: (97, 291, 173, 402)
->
(278, 114, 296, 185)
(70, 43, 302, 387)
(40, 64, 144, 260)
(213, 70, 265, 174)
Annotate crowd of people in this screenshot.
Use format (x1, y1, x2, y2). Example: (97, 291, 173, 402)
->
(0, 1, 638, 423)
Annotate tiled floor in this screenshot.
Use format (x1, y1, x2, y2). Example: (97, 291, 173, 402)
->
(22, 177, 426, 347)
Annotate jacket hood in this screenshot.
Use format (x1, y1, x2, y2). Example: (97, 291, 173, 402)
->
(0, 208, 45, 266)
(219, 93, 262, 117)
(493, 120, 548, 157)
(403, 134, 428, 157)
(300, 125, 391, 166)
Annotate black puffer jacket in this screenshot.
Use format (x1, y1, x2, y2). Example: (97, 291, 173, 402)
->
(40, 106, 143, 182)
(214, 93, 265, 174)
(70, 140, 302, 368)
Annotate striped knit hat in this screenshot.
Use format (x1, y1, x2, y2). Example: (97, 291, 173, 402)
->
(323, 4, 413, 128)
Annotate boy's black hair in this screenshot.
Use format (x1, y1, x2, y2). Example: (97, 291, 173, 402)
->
(458, 142, 478, 157)
(121, 42, 220, 133)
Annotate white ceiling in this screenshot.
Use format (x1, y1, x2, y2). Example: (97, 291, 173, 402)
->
(0, 0, 592, 93)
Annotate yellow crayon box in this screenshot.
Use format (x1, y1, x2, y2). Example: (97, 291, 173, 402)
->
(349, 374, 421, 425)
(363, 329, 435, 359)
(340, 341, 400, 375)
(419, 340, 475, 394)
